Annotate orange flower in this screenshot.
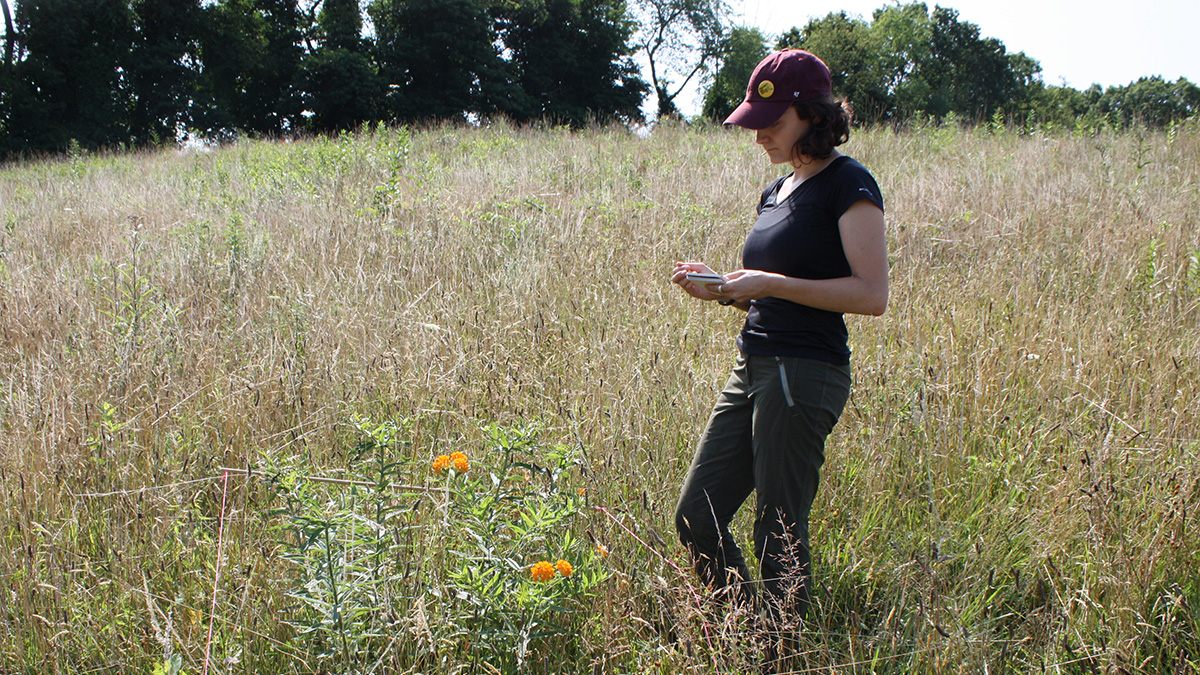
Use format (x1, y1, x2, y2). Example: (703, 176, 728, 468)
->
(530, 561, 555, 582)
(596, 544, 609, 558)
(450, 451, 469, 473)
(432, 454, 451, 473)
(555, 559, 573, 577)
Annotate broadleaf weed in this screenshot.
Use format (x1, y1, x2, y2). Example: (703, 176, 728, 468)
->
(440, 423, 607, 670)
(270, 419, 607, 672)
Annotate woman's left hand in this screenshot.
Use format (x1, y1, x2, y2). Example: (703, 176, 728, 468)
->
(718, 269, 781, 302)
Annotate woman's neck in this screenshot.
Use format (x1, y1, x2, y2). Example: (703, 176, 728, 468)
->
(791, 149, 841, 182)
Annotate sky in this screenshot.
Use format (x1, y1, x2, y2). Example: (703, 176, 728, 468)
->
(674, 0, 1200, 115)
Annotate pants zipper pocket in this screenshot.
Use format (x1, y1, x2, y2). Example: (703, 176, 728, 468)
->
(775, 357, 795, 408)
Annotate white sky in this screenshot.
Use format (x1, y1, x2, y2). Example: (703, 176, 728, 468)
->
(674, 0, 1200, 115)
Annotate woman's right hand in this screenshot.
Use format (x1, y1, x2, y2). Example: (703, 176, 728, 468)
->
(671, 261, 728, 301)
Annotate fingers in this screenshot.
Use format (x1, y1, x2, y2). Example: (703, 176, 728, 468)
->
(670, 269, 693, 286)
(717, 270, 777, 302)
(716, 272, 749, 299)
(674, 261, 715, 275)
(672, 262, 730, 301)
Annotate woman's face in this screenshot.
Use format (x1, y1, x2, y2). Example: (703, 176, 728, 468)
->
(755, 107, 811, 166)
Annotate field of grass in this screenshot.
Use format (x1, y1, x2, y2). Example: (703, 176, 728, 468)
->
(1, 118, 1198, 674)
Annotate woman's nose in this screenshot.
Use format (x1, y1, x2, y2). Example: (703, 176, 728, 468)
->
(755, 129, 769, 144)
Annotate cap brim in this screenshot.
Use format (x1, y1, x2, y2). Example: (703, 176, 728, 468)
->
(722, 99, 792, 129)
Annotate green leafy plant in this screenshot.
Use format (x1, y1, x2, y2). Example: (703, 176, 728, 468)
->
(439, 423, 608, 671)
(271, 415, 413, 672)
(150, 654, 184, 675)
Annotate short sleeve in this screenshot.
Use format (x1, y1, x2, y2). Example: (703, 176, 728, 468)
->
(830, 162, 884, 218)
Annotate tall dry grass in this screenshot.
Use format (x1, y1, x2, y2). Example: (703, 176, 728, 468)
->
(0, 118, 1198, 673)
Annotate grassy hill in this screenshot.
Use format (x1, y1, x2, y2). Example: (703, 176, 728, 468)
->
(1, 119, 1198, 673)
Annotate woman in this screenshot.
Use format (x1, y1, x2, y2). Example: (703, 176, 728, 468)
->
(671, 49, 888, 621)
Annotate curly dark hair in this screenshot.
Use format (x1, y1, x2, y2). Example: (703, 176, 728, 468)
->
(791, 96, 854, 161)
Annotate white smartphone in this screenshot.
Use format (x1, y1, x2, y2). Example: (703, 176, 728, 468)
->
(685, 272, 725, 290)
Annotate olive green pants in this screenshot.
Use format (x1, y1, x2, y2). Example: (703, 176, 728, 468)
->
(674, 352, 851, 617)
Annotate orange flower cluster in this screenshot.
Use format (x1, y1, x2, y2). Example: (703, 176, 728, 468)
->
(530, 561, 555, 582)
(432, 451, 470, 474)
(596, 544, 609, 558)
(530, 559, 573, 582)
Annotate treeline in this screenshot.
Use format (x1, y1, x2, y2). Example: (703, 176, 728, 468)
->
(0, 0, 1197, 157)
(0, 0, 650, 155)
(703, 5, 1200, 130)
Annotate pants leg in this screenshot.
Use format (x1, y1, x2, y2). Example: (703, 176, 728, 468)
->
(675, 354, 851, 615)
(674, 354, 756, 601)
(750, 355, 851, 619)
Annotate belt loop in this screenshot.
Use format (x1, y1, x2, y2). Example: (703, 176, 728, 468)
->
(775, 356, 795, 408)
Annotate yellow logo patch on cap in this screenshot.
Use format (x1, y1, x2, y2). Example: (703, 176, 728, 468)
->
(757, 80, 775, 98)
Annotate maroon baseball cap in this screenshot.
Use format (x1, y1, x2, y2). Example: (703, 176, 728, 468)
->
(723, 50, 832, 129)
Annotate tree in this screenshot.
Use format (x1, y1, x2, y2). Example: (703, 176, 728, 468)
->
(4, 0, 134, 153)
(793, 2, 1041, 123)
(370, 0, 512, 123)
(1096, 76, 1200, 128)
(700, 25, 766, 122)
(300, 0, 382, 131)
(776, 12, 890, 122)
(496, 0, 646, 126)
(866, 2, 933, 120)
(1, 0, 12, 147)
(924, 6, 1034, 120)
(315, 0, 359, 51)
(1026, 83, 1092, 129)
(128, 0, 203, 145)
(195, 0, 305, 137)
(629, 0, 727, 119)
(2, 0, 13, 71)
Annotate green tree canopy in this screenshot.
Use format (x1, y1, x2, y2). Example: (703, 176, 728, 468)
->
(128, 0, 203, 145)
(700, 25, 766, 122)
(497, 0, 647, 127)
(1095, 76, 1200, 128)
(370, 0, 514, 123)
(4, 0, 134, 153)
(4, 0, 1199, 156)
(194, 0, 305, 137)
(1, 0, 13, 147)
(316, 0, 361, 52)
(777, 2, 1042, 123)
(923, 6, 1028, 118)
(776, 12, 890, 122)
(301, 0, 381, 131)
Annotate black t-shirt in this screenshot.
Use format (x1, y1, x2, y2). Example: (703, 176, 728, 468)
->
(736, 155, 884, 364)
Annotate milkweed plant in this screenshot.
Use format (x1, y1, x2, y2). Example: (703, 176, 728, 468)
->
(269, 417, 608, 673)
(443, 422, 608, 669)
